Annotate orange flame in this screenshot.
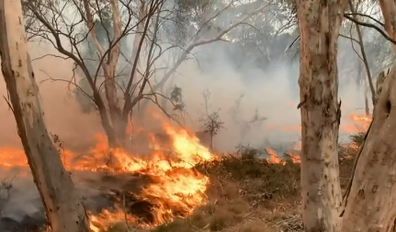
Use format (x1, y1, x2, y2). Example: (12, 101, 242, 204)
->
(0, 119, 215, 230)
(0, 110, 371, 230)
(265, 148, 285, 165)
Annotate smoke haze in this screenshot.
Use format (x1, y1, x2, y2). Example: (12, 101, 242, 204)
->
(0, 1, 375, 154)
(0, 37, 367, 152)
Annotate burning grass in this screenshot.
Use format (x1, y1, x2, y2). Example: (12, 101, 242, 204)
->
(84, 149, 304, 232)
(99, 175, 272, 232)
(0, 113, 368, 232)
(102, 150, 354, 232)
(97, 148, 356, 232)
(150, 151, 354, 232)
(0, 144, 356, 232)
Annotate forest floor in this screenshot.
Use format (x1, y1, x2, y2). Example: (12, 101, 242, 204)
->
(2, 133, 359, 232)
(102, 136, 359, 232)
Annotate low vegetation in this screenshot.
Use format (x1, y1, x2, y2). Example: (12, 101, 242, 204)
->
(98, 131, 362, 232)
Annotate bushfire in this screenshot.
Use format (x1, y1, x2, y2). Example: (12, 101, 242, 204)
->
(0, 111, 371, 231)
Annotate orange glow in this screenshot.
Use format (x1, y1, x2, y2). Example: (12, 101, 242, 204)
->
(0, 109, 370, 230)
(263, 112, 372, 165)
(265, 147, 286, 164)
(0, 117, 216, 230)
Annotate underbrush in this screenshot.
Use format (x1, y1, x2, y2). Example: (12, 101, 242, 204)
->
(152, 180, 261, 232)
(149, 132, 361, 232)
(91, 131, 364, 232)
(197, 155, 301, 205)
(101, 155, 300, 232)
(104, 154, 356, 231)
(102, 176, 270, 232)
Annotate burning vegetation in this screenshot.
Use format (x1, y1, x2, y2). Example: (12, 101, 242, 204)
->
(0, 111, 370, 232)
(0, 0, 387, 231)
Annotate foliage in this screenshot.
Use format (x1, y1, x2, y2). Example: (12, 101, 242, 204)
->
(198, 89, 225, 150)
(349, 131, 366, 147)
(199, 110, 224, 135)
(170, 85, 185, 111)
(222, 1, 298, 72)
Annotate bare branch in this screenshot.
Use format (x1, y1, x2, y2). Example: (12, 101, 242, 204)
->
(344, 14, 396, 45)
(153, 2, 271, 91)
(348, 0, 376, 105)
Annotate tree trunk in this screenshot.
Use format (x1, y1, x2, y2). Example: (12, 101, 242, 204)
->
(112, 115, 128, 145)
(341, 63, 396, 232)
(364, 78, 370, 116)
(341, 1, 396, 231)
(104, 78, 124, 146)
(0, 1, 90, 232)
(296, 0, 346, 231)
(96, 100, 119, 146)
(349, 0, 376, 106)
(96, 99, 128, 148)
(82, 0, 127, 148)
(127, 0, 146, 87)
(359, 63, 370, 115)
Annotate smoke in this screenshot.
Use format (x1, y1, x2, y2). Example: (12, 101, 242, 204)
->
(0, 39, 366, 153)
(0, 3, 369, 154)
(158, 40, 367, 151)
(0, 44, 103, 150)
(0, 3, 374, 228)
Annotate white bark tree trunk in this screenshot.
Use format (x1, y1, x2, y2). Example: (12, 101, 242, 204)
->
(296, 0, 347, 231)
(82, 0, 126, 147)
(0, 1, 90, 231)
(341, 1, 396, 231)
(341, 62, 396, 232)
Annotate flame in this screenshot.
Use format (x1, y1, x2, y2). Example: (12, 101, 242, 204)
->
(0, 119, 215, 231)
(263, 112, 372, 165)
(264, 146, 301, 165)
(0, 110, 371, 230)
(350, 114, 372, 123)
(265, 148, 285, 165)
(288, 151, 301, 163)
(83, 122, 216, 230)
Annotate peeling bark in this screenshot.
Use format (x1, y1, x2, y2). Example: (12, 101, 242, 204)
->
(375, 67, 392, 103)
(0, 1, 90, 232)
(341, 1, 396, 231)
(341, 63, 396, 232)
(296, 0, 347, 231)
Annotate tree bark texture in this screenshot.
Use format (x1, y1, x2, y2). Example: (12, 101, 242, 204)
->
(341, 1, 396, 231)
(0, 1, 90, 231)
(341, 63, 396, 232)
(375, 67, 392, 103)
(296, 0, 347, 231)
(82, 0, 127, 148)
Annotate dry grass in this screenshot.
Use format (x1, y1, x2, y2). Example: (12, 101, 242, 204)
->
(99, 131, 364, 232)
(152, 178, 252, 232)
(197, 154, 301, 205)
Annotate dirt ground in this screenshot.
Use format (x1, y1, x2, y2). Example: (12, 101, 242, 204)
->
(101, 143, 356, 232)
(6, 133, 357, 232)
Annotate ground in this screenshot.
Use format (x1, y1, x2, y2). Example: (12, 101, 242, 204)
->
(0, 132, 359, 232)
(99, 136, 357, 232)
